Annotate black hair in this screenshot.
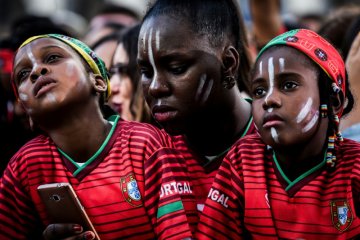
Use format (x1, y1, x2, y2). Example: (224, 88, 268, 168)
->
(98, 3, 140, 20)
(341, 15, 360, 60)
(142, 0, 252, 93)
(91, 32, 121, 49)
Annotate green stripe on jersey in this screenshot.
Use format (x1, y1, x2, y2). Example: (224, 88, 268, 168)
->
(157, 201, 184, 219)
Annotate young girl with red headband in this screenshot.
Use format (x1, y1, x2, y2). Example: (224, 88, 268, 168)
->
(197, 29, 360, 239)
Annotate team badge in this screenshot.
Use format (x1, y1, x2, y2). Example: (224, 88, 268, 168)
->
(120, 174, 142, 207)
(330, 199, 353, 232)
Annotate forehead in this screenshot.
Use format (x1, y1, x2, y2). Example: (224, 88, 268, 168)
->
(256, 46, 316, 71)
(14, 38, 74, 64)
(139, 15, 214, 54)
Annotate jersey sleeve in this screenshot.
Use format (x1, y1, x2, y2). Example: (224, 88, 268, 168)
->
(196, 148, 245, 240)
(144, 146, 195, 240)
(0, 158, 43, 239)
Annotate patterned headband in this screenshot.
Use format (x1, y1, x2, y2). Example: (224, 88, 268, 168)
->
(257, 29, 346, 116)
(14, 34, 111, 100)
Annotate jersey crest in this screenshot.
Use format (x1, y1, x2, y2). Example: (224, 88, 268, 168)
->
(330, 199, 353, 232)
(120, 174, 142, 207)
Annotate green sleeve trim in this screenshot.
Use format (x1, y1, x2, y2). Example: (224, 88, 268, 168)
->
(157, 200, 184, 219)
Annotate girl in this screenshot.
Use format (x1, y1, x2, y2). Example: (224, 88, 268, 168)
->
(137, 0, 256, 232)
(109, 24, 152, 123)
(0, 34, 193, 240)
(197, 29, 360, 239)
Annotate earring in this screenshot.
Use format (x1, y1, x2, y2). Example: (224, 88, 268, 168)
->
(222, 76, 235, 89)
(320, 104, 328, 118)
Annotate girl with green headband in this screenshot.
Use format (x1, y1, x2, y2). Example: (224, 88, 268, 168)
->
(0, 34, 194, 239)
(197, 29, 360, 239)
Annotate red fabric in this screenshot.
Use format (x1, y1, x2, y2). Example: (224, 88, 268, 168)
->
(0, 49, 14, 75)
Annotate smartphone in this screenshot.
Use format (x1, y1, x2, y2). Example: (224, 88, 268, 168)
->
(37, 183, 100, 240)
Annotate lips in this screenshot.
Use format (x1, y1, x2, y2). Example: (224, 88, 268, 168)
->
(151, 105, 177, 122)
(262, 114, 284, 128)
(33, 77, 57, 98)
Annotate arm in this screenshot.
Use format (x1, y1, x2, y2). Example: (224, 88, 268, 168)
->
(249, 0, 284, 50)
(196, 155, 245, 240)
(0, 164, 43, 239)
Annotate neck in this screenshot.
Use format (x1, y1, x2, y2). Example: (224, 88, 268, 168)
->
(37, 103, 112, 162)
(186, 92, 251, 156)
(273, 119, 329, 180)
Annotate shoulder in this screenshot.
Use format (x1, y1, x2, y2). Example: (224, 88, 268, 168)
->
(115, 120, 174, 148)
(338, 138, 360, 158)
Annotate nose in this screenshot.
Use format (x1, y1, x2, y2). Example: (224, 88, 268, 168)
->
(148, 73, 170, 98)
(262, 88, 282, 110)
(30, 65, 49, 83)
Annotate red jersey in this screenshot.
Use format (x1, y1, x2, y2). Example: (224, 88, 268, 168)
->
(0, 117, 193, 240)
(197, 134, 360, 240)
(169, 117, 256, 233)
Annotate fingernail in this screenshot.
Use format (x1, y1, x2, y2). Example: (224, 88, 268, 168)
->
(84, 232, 95, 240)
(73, 224, 82, 233)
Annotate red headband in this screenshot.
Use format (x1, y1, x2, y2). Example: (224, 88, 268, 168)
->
(0, 49, 14, 75)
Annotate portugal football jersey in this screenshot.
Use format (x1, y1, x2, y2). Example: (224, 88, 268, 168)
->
(169, 117, 256, 233)
(0, 116, 192, 240)
(197, 134, 360, 240)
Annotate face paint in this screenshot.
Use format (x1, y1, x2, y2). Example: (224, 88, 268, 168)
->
(19, 93, 29, 101)
(195, 74, 213, 105)
(271, 127, 279, 143)
(296, 98, 313, 123)
(279, 58, 285, 72)
(26, 47, 39, 74)
(148, 28, 159, 89)
(265, 57, 274, 105)
(66, 62, 75, 77)
(46, 93, 57, 103)
(302, 111, 319, 133)
(259, 61, 263, 76)
(267, 108, 273, 113)
(156, 30, 160, 51)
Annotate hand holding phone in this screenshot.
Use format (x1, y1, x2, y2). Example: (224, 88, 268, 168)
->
(37, 183, 100, 240)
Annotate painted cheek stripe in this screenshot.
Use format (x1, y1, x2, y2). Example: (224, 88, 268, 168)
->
(271, 127, 279, 143)
(296, 98, 313, 123)
(302, 111, 319, 133)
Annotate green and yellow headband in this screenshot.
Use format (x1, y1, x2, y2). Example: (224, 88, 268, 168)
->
(15, 34, 111, 100)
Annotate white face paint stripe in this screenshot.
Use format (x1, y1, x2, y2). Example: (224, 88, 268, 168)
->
(302, 111, 319, 133)
(156, 30, 160, 51)
(66, 62, 75, 77)
(267, 108, 273, 113)
(200, 79, 213, 105)
(27, 47, 39, 74)
(195, 74, 206, 102)
(19, 93, 28, 101)
(271, 127, 279, 143)
(148, 28, 159, 89)
(279, 58, 285, 72)
(259, 61, 263, 76)
(296, 98, 313, 123)
(265, 57, 274, 104)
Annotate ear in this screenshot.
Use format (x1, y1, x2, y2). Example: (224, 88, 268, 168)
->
(330, 90, 345, 115)
(89, 73, 107, 95)
(221, 46, 240, 77)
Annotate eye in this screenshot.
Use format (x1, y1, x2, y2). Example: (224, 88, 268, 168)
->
(252, 86, 266, 98)
(169, 65, 187, 75)
(16, 69, 30, 84)
(140, 66, 153, 79)
(46, 54, 61, 63)
(283, 81, 298, 90)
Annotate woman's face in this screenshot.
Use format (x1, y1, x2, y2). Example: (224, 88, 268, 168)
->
(109, 43, 134, 121)
(251, 47, 323, 147)
(13, 38, 93, 120)
(137, 15, 224, 135)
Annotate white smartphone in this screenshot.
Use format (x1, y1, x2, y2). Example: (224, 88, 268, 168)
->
(37, 183, 100, 240)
